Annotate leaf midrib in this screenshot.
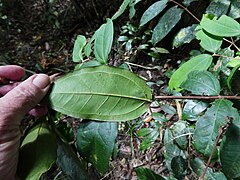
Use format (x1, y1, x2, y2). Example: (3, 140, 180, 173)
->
(53, 91, 152, 102)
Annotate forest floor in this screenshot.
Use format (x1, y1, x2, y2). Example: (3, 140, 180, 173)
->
(0, 1, 188, 179)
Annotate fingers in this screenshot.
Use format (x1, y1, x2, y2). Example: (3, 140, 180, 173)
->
(0, 65, 25, 81)
(28, 105, 48, 117)
(0, 74, 51, 125)
(0, 82, 21, 96)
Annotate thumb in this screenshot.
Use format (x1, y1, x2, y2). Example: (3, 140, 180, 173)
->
(0, 74, 50, 125)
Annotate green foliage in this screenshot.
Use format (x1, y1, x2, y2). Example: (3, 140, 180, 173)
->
(190, 158, 227, 179)
(56, 137, 90, 180)
(48, 65, 152, 121)
(182, 100, 208, 121)
(169, 54, 212, 91)
(193, 100, 239, 157)
(135, 167, 165, 180)
(195, 28, 222, 53)
(94, 18, 114, 64)
(220, 124, 240, 179)
(72, 35, 87, 62)
(76, 121, 118, 174)
(18, 123, 56, 179)
(152, 6, 184, 45)
(18, 0, 240, 178)
(139, 0, 168, 27)
(173, 24, 197, 48)
(171, 156, 187, 179)
(200, 15, 240, 37)
(181, 70, 221, 95)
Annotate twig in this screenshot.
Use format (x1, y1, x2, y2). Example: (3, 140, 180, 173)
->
(199, 121, 231, 179)
(154, 95, 240, 100)
(223, 38, 240, 52)
(125, 62, 159, 70)
(169, 0, 200, 22)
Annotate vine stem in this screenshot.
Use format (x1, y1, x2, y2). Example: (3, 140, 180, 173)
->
(154, 95, 240, 100)
(169, 0, 200, 22)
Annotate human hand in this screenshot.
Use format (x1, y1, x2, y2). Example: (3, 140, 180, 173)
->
(0, 65, 51, 179)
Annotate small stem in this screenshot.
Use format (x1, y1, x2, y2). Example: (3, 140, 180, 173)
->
(223, 38, 240, 52)
(154, 95, 240, 100)
(169, 0, 200, 22)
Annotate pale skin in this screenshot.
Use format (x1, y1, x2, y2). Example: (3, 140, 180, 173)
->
(0, 65, 51, 179)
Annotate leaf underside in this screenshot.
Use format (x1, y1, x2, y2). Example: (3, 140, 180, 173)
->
(48, 66, 152, 121)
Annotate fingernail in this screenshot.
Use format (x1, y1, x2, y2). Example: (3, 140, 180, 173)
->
(33, 74, 50, 89)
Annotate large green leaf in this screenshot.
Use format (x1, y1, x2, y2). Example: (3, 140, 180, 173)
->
(181, 70, 221, 95)
(173, 24, 198, 48)
(190, 158, 227, 179)
(200, 15, 240, 37)
(152, 6, 184, 45)
(193, 100, 239, 157)
(18, 123, 56, 180)
(56, 137, 89, 180)
(228, 0, 240, 19)
(111, 0, 131, 20)
(135, 167, 165, 180)
(206, 0, 231, 17)
(140, 0, 168, 26)
(220, 124, 240, 179)
(48, 66, 152, 121)
(169, 54, 212, 91)
(94, 19, 114, 64)
(196, 29, 222, 53)
(73, 35, 87, 62)
(76, 121, 118, 174)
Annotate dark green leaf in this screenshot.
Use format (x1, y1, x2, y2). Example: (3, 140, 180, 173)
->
(164, 128, 183, 170)
(129, 0, 141, 19)
(94, 19, 114, 64)
(181, 70, 221, 95)
(220, 124, 240, 179)
(76, 121, 118, 174)
(140, 0, 168, 26)
(135, 167, 165, 180)
(73, 35, 86, 62)
(151, 112, 167, 123)
(111, 0, 131, 20)
(171, 156, 187, 179)
(228, 0, 240, 19)
(161, 104, 176, 114)
(56, 137, 89, 180)
(206, 0, 231, 17)
(227, 63, 240, 93)
(190, 158, 227, 179)
(193, 100, 239, 157)
(18, 123, 57, 179)
(48, 66, 152, 121)
(138, 128, 159, 151)
(196, 29, 222, 53)
(74, 60, 102, 70)
(200, 15, 240, 37)
(152, 6, 184, 45)
(173, 24, 198, 48)
(182, 100, 208, 121)
(183, 0, 198, 6)
(172, 121, 188, 149)
(169, 54, 212, 91)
